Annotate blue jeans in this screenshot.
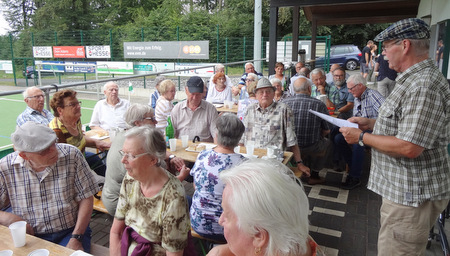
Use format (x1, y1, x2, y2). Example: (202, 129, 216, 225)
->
(334, 133, 365, 179)
(36, 226, 92, 252)
(85, 151, 106, 176)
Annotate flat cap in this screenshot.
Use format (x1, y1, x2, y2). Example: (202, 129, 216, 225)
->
(186, 76, 204, 93)
(254, 77, 275, 93)
(12, 121, 57, 152)
(374, 18, 430, 42)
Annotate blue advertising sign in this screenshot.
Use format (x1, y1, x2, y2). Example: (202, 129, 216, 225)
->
(65, 61, 96, 73)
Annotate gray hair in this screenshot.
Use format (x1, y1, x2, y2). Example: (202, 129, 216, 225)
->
(220, 159, 309, 256)
(409, 38, 430, 57)
(310, 68, 325, 77)
(124, 103, 154, 127)
(22, 86, 40, 99)
(298, 67, 310, 77)
(293, 77, 311, 93)
(215, 64, 225, 71)
(347, 74, 366, 87)
(124, 126, 166, 166)
(103, 81, 118, 91)
(269, 78, 282, 86)
(216, 113, 245, 148)
(154, 75, 166, 89)
(246, 73, 257, 81)
(245, 62, 254, 69)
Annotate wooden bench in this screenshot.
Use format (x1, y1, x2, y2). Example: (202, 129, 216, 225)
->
(93, 191, 109, 214)
(91, 243, 110, 256)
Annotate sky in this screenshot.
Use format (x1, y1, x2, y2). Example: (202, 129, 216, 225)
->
(0, 9, 11, 35)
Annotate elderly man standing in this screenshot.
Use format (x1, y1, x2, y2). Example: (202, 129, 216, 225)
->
(171, 76, 218, 142)
(329, 67, 354, 120)
(90, 81, 130, 132)
(335, 74, 384, 190)
(240, 77, 310, 177)
(283, 77, 330, 184)
(16, 86, 54, 126)
(0, 122, 98, 252)
(340, 18, 450, 255)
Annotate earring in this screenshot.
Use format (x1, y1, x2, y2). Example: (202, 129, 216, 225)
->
(255, 247, 261, 255)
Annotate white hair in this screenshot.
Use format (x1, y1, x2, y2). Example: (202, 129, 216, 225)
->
(269, 78, 282, 86)
(220, 159, 309, 256)
(125, 126, 166, 166)
(310, 68, 325, 77)
(103, 81, 118, 91)
(215, 64, 225, 70)
(245, 62, 254, 69)
(347, 74, 366, 87)
(23, 86, 40, 99)
(246, 73, 257, 81)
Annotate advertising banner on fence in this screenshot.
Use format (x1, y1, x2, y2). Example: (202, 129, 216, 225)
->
(133, 62, 176, 75)
(53, 46, 86, 58)
(65, 61, 96, 73)
(97, 61, 133, 74)
(33, 46, 53, 58)
(35, 60, 65, 72)
(86, 45, 111, 59)
(123, 41, 209, 59)
(175, 63, 214, 77)
(0, 60, 12, 71)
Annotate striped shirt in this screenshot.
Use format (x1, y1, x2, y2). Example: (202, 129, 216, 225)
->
(368, 59, 450, 207)
(16, 106, 54, 126)
(0, 144, 98, 234)
(155, 97, 174, 134)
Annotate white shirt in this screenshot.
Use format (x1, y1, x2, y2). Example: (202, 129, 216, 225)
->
(155, 97, 174, 133)
(206, 85, 233, 104)
(90, 98, 130, 130)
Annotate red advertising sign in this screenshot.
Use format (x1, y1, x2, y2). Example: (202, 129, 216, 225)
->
(53, 46, 86, 58)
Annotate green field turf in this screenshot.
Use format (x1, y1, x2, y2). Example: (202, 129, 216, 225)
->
(0, 94, 97, 148)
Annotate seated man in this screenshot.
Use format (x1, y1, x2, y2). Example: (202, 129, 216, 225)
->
(283, 77, 331, 185)
(16, 86, 54, 126)
(310, 68, 336, 108)
(90, 81, 130, 132)
(329, 67, 354, 120)
(335, 74, 385, 189)
(0, 122, 98, 252)
(171, 76, 218, 142)
(240, 77, 310, 177)
(325, 64, 350, 84)
(232, 62, 263, 96)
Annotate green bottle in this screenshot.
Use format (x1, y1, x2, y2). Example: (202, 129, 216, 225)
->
(165, 115, 174, 147)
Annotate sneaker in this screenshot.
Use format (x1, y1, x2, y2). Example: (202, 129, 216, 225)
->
(341, 177, 361, 190)
(307, 177, 326, 185)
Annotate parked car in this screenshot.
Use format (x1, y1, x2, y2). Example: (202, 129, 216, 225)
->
(315, 44, 362, 71)
(22, 66, 37, 78)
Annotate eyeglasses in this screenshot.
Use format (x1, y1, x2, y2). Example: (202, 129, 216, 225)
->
(347, 83, 360, 91)
(119, 150, 150, 160)
(246, 79, 255, 82)
(382, 39, 402, 52)
(64, 101, 82, 108)
(27, 95, 44, 99)
(143, 117, 157, 122)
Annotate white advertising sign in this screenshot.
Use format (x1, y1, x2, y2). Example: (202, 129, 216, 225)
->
(33, 46, 53, 58)
(96, 61, 133, 74)
(86, 45, 111, 59)
(175, 63, 214, 77)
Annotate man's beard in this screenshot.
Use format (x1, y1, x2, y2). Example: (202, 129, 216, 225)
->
(334, 80, 344, 87)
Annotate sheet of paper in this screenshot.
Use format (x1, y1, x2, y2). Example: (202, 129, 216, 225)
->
(308, 109, 358, 128)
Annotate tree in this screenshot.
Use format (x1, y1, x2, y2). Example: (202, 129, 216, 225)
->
(1, 0, 36, 32)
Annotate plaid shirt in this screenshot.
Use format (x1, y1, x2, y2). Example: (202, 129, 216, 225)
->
(0, 144, 98, 234)
(240, 101, 297, 150)
(329, 82, 354, 119)
(368, 59, 450, 207)
(353, 88, 385, 119)
(16, 106, 54, 126)
(310, 82, 336, 99)
(282, 94, 330, 147)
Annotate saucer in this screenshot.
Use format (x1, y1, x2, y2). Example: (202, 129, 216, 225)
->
(28, 249, 49, 256)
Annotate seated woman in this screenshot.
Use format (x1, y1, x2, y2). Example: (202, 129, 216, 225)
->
(238, 73, 257, 100)
(271, 77, 291, 102)
(49, 89, 110, 176)
(209, 159, 320, 256)
(109, 126, 191, 256)
(268, 62, 289, 90)
(155, 79, 176, 134)
(206, 73, 233, 104)
(236, 79, 258, 120)
(190, 114, 246, 243)
(103, 103, 188, 216)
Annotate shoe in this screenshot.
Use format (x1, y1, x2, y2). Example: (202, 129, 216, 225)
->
(307, 177, 325, 185)
(341, 177, 361, 190)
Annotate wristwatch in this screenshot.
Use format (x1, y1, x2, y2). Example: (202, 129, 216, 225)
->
(169, 154, 176, 160)
(358, 132, 366, 147)
(71, 234, 83, 242)
(296, 160, 304, 165)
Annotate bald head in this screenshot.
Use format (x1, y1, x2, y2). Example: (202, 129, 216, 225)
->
(330, 64, 341, 73)
(293, 77, 311, 95)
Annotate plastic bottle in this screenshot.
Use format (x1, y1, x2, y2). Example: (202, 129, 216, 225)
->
(165, 115, 174, 147)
